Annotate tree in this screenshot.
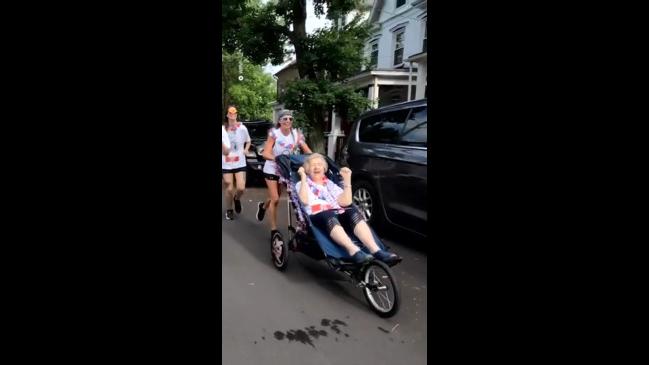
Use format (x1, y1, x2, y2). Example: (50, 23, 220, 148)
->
(225, 0, 373, 153)
(222, 52, 276, 121)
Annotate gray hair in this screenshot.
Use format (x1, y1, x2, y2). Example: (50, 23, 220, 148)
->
(277, 109, 293, 121)
(304, 153, 328, 172)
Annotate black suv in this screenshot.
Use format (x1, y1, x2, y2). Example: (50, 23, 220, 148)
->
(341, 99, 427, 237)
(242, 120, 273, 177)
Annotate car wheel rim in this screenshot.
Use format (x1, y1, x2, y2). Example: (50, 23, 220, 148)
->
(353, 188, 373, 221)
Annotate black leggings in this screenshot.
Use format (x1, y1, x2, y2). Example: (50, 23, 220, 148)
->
(310, 206, 365, 234)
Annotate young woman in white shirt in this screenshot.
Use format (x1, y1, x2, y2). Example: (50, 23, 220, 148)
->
(256, 110, 312, 244)
(222, 106, 251, 220)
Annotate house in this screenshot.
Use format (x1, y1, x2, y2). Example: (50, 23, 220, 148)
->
(348, 0, 427, 107)
(325, 0, 427, 160)
(271, 0, 427, 160)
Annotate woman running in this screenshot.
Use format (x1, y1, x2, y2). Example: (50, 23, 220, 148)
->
(222, 106, 251, 220)
(256, 110, 312, 244)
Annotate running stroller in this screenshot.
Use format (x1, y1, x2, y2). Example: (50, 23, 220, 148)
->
(272, 154, 401, 317)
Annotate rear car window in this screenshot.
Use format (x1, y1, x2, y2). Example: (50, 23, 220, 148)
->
(245, 123, 272, 139)
(358, 109, 409, 144)
(399, 106, 427, 146)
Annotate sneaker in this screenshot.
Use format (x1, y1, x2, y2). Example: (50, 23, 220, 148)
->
(225, 210, 234, 220)
(256, 201, 266, 222)
(234, 198, 242, 214)
(373, 250, 402, 265)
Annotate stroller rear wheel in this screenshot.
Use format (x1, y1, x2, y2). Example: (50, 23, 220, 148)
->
(361, 261, 400, 318)
(271, 232, 289, 271)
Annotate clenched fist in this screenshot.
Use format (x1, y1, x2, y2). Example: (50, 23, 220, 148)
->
(297, 166, 307, 180)
(340, 167, 352, 180)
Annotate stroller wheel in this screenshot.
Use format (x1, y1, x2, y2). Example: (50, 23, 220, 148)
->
(361, 261, 400, 318)
(271, 232, 289, 271)
(287, 226, 297, 251)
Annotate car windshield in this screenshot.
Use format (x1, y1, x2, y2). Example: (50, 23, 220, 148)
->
(245, 123, 271, 139)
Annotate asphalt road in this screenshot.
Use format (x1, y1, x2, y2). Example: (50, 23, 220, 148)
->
(222, 182, 427, 365)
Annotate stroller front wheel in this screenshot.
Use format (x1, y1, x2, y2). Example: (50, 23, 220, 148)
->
(271, 232, 289, 271)
(361, 261, 400, 318)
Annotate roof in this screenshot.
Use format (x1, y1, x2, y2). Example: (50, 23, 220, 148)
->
(404, 51, 427, 63)
(412, 0, 427, 10)
(359, 98, 427, 118)
(369, 0, 384, 23)
(273, 60, 297, 77)
(345, 68, 417, 83)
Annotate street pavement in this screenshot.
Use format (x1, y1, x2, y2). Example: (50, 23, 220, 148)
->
(222, 182, 427, 365)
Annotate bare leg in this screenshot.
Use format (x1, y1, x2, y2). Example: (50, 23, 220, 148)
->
(234, 171, 246, 199)
(330, 225, 361, 256)
(223, 173, 234, 210)
(353, 221, 381, 254)
(264, 179, 281, 231)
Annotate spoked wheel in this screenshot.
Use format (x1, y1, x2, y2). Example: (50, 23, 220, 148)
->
(362, 261, 400, 318)
(271, 232, 289, 271)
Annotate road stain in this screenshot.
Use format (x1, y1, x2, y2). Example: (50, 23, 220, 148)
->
(378, 326, 390, 333)
(322, 318, 348, 335)
(305, 326, 328, 339)
(272, 319, 351, 348)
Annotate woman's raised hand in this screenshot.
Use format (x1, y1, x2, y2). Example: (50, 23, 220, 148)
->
(340, 167, 352, 181)
(297, 166, 307, 180)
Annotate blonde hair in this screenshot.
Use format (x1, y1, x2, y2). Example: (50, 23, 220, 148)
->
(304, 153, 328, 172)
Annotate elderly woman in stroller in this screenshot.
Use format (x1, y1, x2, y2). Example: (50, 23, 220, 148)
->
(273, 152, 402, 317)
(296, 153, 402, 265)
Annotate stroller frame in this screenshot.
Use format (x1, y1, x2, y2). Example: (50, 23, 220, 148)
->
(271, 154, 401, 318)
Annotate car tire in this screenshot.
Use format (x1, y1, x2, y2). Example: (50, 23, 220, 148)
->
(352, 180, 384, 227)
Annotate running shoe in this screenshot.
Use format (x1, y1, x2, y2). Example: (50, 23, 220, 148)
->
(225, 210, 234, 220)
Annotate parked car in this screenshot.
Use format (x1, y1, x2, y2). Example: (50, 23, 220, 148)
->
(341, 99, 427, 237)
(242, 120, 273, 178)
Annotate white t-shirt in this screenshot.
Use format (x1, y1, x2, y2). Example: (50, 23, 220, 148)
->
(221, 125, 230, 149)
(222, 123, 250, 170)
(295, 178, 344, 216)
(262, 127, 304, 176)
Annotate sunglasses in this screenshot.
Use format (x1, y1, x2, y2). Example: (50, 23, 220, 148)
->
(280, 117, 293, 122)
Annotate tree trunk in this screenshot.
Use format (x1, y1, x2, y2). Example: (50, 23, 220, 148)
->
(305, 109, 326, 154)
(290, 0, 314, 80)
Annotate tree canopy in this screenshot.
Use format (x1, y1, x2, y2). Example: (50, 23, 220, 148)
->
(222, 52, 276, 121)
(223, 0, 374, 153)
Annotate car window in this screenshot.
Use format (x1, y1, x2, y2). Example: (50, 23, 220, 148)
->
(399, 106, 427, 146)
(358, 109, 409, 144)
(245, 124, 272, 139)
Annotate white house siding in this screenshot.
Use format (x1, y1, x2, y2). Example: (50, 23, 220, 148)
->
(372, 0, 427, 70)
